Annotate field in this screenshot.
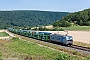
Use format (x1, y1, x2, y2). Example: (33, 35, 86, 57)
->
(0, 37, 89, 60)
(44, 25, 90, 31)
(0, 32, 9, 37)
(63, 26, 90, 31)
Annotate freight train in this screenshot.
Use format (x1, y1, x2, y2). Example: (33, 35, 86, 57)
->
(8, 28, 73, 46)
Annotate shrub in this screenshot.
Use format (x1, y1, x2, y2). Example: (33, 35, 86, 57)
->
(54, 53, 71, 60)
(0, 52, 2, 58)
(11, 37, 19, 41)
(53, 27, 64, 31)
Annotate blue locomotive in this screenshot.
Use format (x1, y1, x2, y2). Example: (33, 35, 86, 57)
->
(50, 34, 73, 46)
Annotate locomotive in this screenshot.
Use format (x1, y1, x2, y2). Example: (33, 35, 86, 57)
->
(8, 28, 73, 46)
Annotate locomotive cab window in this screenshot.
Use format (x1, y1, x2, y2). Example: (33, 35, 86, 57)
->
(66, 36, 73, 41)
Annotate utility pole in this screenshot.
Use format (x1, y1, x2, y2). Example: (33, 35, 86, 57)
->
(64, 30, 68, 36)
(58, 26, 59, 35)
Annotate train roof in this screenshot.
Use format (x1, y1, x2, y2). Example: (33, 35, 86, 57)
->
(51, 34, 72, 37)
(39, 32, 52, 34)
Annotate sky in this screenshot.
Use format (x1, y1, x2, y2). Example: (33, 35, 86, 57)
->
(0, 0, 90, 12)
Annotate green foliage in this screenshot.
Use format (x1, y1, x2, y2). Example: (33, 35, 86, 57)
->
(58, 8, 90, 26)
(32, 26, 64, 31)
(0, 10, 69, 29)
(11, 37, 19, 41)
(0, 52, 2, 58)
(54, 53, 71, 60)
(53, 8, 90, 27)
(63, 26, 90, 31)
(0, 32, 9, 37)
(7, 39, 61, 59)
(53, 27, 64, 31)
(6, 38, 88, 60)
(54, 53, 90, 60)
(85, 57, 90, 60)
(53, 20, 71, 27)
(72, 51, 78, 55)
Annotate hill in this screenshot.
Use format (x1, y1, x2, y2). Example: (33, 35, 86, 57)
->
(0, 10, 69, 29)
(53, 8, 90, 27)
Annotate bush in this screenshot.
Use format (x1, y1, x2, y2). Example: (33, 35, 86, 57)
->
(0, 52, 2, 58)
(72, 51, 78, 55)
(53, 27, 64, 31)
(53, 20, 71, 27)
(54, 53, 71, 60)
(32, 26, 64, 31)
(11, 37, 19, 41)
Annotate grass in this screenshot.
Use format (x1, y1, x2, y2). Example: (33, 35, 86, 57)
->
(74, 41, 90, 47)
(0, 32, 9, 37)
(18, 35, 90, 59)
(6, 38, 89, 60)
(4, 37, 90, 60)
(62, 26, 90, 31)
(0, 52, 2, 58)
(7, 39, 59, 59)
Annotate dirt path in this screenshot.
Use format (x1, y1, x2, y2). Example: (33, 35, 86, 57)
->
(5, 30, 15, 37)
(0, 30, 15, 40)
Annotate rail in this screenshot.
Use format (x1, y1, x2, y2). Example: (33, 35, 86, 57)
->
(71, 45, 90, 52)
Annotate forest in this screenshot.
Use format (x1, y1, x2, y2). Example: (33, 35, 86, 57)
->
(0, 10, 69, 29)
(53, 8, 90, 27)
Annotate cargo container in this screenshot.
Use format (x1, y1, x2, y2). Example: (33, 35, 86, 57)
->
(40, 32, 52, 41)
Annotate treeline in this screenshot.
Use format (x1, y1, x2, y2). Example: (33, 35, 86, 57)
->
(53, 8, 90, 27)
(0, 10, 69, 29)
(32, 26, 64, 31)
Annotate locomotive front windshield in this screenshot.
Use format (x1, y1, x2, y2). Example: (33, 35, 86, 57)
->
(66, 36, 73, 41)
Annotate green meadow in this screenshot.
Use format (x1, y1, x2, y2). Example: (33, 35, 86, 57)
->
(0, 32, 9, 37)
(5, 37, 90, 60)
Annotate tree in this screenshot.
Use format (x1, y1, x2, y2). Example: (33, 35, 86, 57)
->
(0, 10, 69, 29)
(55, 8, 90, 26)
(53, 20, 71, 27)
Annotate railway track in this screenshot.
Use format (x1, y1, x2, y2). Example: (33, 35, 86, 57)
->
(18, 34, 90, 54)
(71, 45, 90, 52)
(7, 31, 90, 55)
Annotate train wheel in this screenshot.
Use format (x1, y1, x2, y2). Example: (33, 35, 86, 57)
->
(49, 40, 51, 42)
(67, 44, 71, 46)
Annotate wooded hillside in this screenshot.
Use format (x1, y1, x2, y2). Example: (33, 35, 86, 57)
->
(0, 10, 69, 29)
(53, 8, 90, 27)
